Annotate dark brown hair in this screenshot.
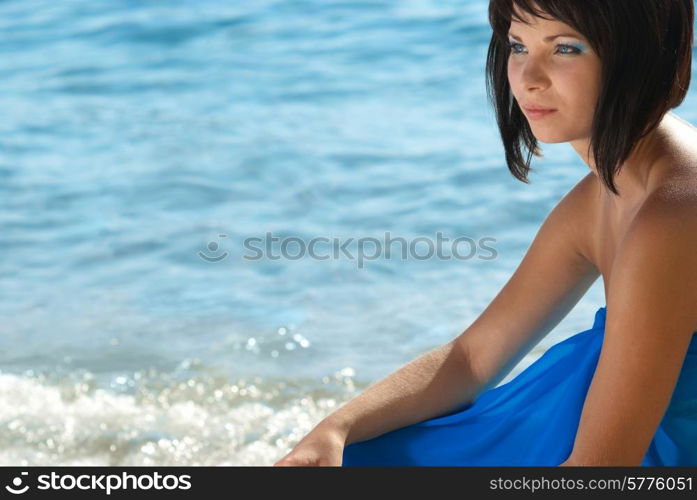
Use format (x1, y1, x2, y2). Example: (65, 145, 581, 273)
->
(486, 0, 694, 195)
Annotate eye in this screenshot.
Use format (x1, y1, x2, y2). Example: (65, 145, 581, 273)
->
(506, 41, 583, 56)
(556, 44, 582, 55)
(507, 41, 525, 54)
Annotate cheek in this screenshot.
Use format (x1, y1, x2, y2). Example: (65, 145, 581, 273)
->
(559, 66, 600, 108)
(507, 60, 522, 92)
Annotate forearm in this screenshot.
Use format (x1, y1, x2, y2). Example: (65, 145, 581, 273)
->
(320, 340, 485, 446)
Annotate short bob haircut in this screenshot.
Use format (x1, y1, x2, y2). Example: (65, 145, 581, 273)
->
(486, 0, 694, 195)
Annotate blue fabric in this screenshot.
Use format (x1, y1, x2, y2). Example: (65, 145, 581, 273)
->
(342, 306, 697, 466)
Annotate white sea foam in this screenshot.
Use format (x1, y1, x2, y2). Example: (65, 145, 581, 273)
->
(0, 369, 357, 466)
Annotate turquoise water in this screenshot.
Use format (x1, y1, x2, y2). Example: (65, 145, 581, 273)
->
(0, 0, 695, 465)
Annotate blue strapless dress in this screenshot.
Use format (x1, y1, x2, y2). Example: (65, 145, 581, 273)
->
(342, 306, 697, 466)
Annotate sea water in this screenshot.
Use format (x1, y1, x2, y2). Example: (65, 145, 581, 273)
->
(0, 0, 694, 465)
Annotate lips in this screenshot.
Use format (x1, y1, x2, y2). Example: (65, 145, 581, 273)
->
(522, 105, 556, 112)
(522, 105, 557, 120)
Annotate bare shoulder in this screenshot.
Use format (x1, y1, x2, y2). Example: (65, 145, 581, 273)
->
(561, 170, 600, 206)
(548, 171, 599, 257)
(653, 112, 697, 207)
(637, 131, 697, 227)
(625, 111, 697, 240)
(605, 178, 697, 336)
(624, 173, 697, 252)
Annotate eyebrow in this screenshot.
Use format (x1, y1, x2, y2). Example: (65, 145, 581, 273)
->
(508, 32, 581, 42)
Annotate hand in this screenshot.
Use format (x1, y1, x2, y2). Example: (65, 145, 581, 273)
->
(273, 422, 347, 467)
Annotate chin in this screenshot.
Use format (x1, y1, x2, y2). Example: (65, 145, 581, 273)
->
(528, 121, 580, 144)
(530, 131, 570, 144)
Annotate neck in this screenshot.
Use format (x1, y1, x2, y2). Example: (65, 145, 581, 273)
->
(570, 113, 673, 203)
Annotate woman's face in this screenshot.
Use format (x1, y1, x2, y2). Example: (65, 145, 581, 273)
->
(506, 9, 602, 144)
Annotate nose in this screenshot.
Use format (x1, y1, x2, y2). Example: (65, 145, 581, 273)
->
(519, 56, 551, 91)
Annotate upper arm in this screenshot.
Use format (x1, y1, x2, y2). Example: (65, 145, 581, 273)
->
(457, 174, 600, 391)
(565, 198, 697, 466)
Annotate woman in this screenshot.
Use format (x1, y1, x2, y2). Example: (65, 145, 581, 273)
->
(274, 0, 697, 466)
